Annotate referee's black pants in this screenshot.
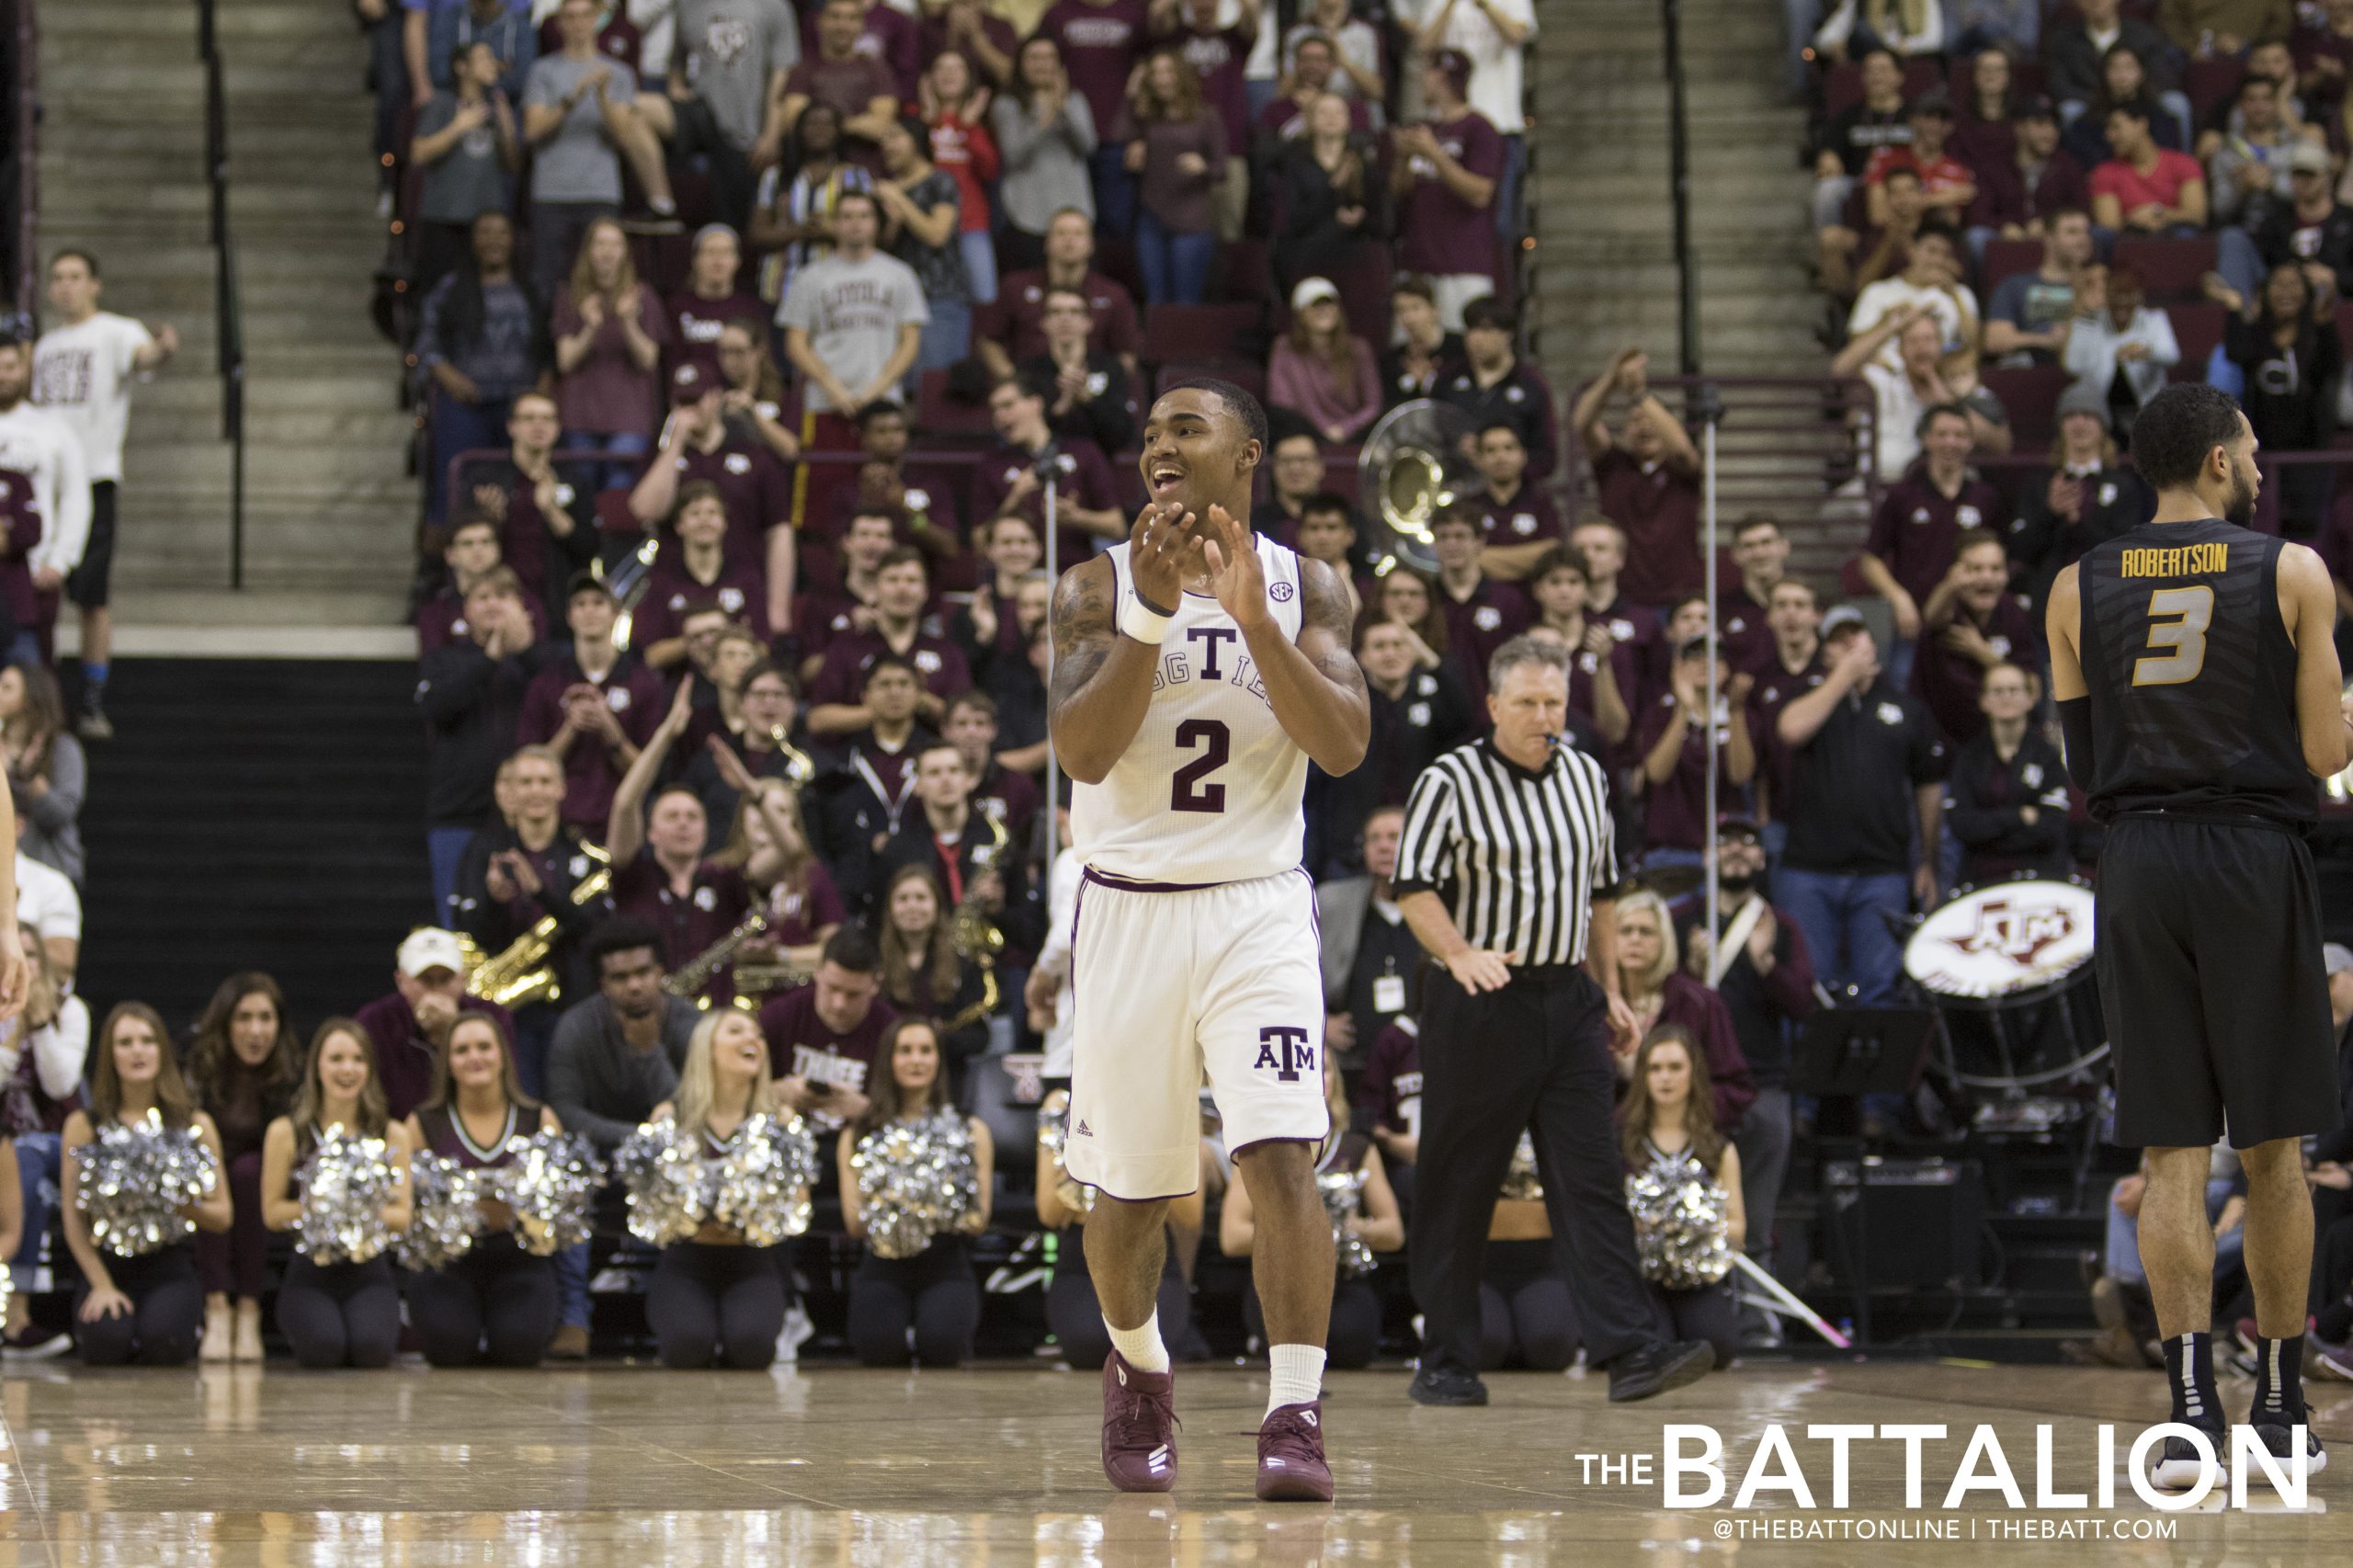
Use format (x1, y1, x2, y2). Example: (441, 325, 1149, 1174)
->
(1411, 963, 1656, 1380)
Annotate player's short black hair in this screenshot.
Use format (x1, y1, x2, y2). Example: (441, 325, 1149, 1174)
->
(1161, 375, 1270, 453)
(2131, 383, 2245, 492)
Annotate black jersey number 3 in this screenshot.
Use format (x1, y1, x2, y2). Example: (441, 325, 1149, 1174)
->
(1171, 719, 1230, 812)
(2132, 585, 2214, 687)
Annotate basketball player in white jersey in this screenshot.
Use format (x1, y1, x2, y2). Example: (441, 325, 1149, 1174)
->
(1049, 380, 1370, 1502)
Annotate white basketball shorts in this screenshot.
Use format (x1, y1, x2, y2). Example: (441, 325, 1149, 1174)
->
(1063, 866, 1333, 1200)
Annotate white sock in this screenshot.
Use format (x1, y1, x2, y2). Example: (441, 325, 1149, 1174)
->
(1267, 1343, 1326, 1417)
(1105, 1310, 1170, 1374)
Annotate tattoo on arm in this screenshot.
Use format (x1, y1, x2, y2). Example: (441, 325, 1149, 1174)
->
(1048, 560, 1114, 718)
(1298, 558, 1370, 699)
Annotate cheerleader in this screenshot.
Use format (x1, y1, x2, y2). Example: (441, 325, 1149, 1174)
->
(259, 1019, 414, 1369)
(1037, 1086, 1201, 1369)
(643, 1008, 793, 1370)
(1480, 1137, 1579, 1374)
(839, 1017, 994, 1369)
(1620, 1026, 1744, 1368)
(182, 971, 302, 1363)
(62, 1003, 233, 1366)
(400, 1013, 564, 1369)
(1222, 1059, 1402, 1369)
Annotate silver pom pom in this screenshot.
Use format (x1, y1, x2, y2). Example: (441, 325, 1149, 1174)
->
(1625, 1162, 1733, 1290)
(1499, 1131, 1544, 1202)
(294, 1126, 399, 1265)
(614, 1120, 711, 1246)
(398, 1153, 492, 1271)
(710, 1113, 820, 1246)
(1037, 1097, 1097, 1216)
(853, 1112, 983, 1260)
(1319, 1167, 1377, 1279)
(501, 1130, 607, 1256)
(76, 1109, 221, 1258)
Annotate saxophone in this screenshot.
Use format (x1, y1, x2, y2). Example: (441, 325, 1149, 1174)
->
(465, 842, 613, 1010)
(664, 908, 811, 1011)
(948, 809, 1011, 967)
(770, 724, 816, 787)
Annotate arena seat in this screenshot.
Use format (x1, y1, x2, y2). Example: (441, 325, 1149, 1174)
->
(2111, 234, 2215, 303)
(1979, 238, 2044, 292)
(1981, 364, 2068, 448)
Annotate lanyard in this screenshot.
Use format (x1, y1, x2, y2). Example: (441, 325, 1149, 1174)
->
(852, 745, 919, 837)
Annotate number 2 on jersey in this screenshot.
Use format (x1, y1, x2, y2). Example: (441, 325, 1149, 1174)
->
(1171, 719, 1230, 812)
(2132, 585, 2213, 687)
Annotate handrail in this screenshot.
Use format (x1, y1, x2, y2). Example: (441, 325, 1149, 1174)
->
(195, 0, 245, 588)
(11, 0, 35, 324)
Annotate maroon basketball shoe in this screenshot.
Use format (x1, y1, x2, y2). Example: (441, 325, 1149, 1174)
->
(1256, 1400, 1334, 1502)
(1101, 1351, 1179, 1493)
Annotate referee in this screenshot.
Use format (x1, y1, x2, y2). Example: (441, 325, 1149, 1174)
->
(1394, 636, 1716, 1406)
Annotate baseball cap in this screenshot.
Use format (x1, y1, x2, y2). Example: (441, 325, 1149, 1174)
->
(398, 928, 469, 978)
(1821, 605, 1870, 639)
(1290, 276, 1341, 312)
(2288, 142, 2332, 176)
(1431, 48, 1472, 95)
(670, 360, 713, 405)
(2326, 942, 2353, 976)
(2055, 382, 2110, 430)
(566, 568, 614, 602)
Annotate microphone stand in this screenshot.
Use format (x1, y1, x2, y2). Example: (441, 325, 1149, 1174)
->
(1692, 381, 1725, 949)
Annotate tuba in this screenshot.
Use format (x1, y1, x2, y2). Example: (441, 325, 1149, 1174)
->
(1356, 398, 1482, 577)
(463, 842, 613, 1010)
(768, 724, 816, 787)
(664, 907, 813, 1011)
(948, 809, 1012, 968)
(605, 536, 663, 653)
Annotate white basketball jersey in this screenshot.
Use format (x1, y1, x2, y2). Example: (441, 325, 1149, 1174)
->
(1071, 535, 1309, 884)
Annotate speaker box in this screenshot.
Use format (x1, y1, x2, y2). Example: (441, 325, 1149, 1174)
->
(1821, 1157, 1985, 1290)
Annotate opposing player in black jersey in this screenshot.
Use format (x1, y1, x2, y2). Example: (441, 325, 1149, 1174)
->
(2048, 383, 2351, 1488)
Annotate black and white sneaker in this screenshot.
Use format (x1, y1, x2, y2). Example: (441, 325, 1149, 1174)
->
(2, 1325, 70, 1359)
(2249, 1417, 2328, 1477)
(2149, 1426, 2229, 1491)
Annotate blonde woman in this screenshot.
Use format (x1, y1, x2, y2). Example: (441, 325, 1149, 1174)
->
(644, 1008, 792, 1369)
(551, 215, 671, 488)
(259, 1019, 415, 1369)
(61, 1003, 234, 1365)
(1609, 892, 1757, 1134)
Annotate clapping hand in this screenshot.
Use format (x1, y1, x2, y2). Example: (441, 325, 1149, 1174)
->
(1197, 505, 1267, 631)
(1127, 499, 1202, 612)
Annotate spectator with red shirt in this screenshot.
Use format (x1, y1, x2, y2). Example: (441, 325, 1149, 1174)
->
(2063, 44, 2190, 167)
(606, 681, 756, 976)
(777, 0, 903, 165)
(920, 51, 1003, 305)
(665, 226, 767, 380)
(1950, 45, 2023, 174)
(1037, 0, 1152, 236)
(806, 547, 972, 733)
(969, 372, 1126, 562)
(627, 362, 798, 635)
(1572, 347, 1700, 608)
(953, 511, 1043, 664)
(1862, 94, 1978, 231)
(1152, 0, 1260, 240)
(1427, 505, 1529, 708)
(1910, 528, 2040, 746)
(1390, 49, 1503, 328)
(1859, 403, 2004, 685)
(632, 485, 772, 667)
(975, 209, 1142, 381)
(2088, 101, 2209, 233)
(517, 574, 666, 830)
(757, 926, 897, 1134)
(450, 391, 598, 630)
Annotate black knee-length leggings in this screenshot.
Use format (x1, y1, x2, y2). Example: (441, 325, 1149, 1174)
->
(407, 1235, 560, 1368)
(1478, 1237, 1580, 1372)
(278, 1255, 402, 1369)
(1046, 1232, 1193, 1370)
(77, 1243, 203, 1367)
(646, 1242, 788, 1369)
(1244, 1277, 1383, 1369)
(848, 1237, 981, 1368)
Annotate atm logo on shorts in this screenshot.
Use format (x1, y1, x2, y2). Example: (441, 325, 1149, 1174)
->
(1255, 1026, 1315, 1082)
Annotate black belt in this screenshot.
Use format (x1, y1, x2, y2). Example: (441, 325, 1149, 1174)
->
(2108, 807, 2308, 836)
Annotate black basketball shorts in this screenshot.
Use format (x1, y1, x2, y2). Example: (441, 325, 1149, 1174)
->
(2095, 815, 2342, 1150)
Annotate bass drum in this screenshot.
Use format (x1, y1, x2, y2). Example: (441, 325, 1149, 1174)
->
(1903, 878, 2107, 1091)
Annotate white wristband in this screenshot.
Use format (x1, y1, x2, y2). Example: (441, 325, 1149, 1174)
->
(1120, 597, 1173, 645)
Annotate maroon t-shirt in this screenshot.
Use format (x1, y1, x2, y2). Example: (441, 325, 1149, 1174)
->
(416, 590, 549, 654)
(551, 284, 670, 437)
(974, 762, 1041, 846)
(1911, 595, 2038, 746)
(1749, 647, 1824, 812)
(1353, 1019, 1422, 1140)
(756, 982, 899, 1131)
(1038, 0, 1150, 135)
(632, 547, 772, 648)
(608, 854, 752, 973)
(1436, 574, 1530, 707)
(918, 10, 1019, 85)
(1472, 485, 1560, 547)
(1588, 593, 1665, 714)
(762, 862, 847, 947)
(1864, 472, 2006, 608)
(515, 652, 668, 829)
(808, 626, 973, 705)
(666, 288, 768, 377)
(1565, 635, 1637, 730)
(968, 437, 1122, 567)
(1635, 690, 1750, 852)
(976, 269, 1143, 365)
(1719, 584, 1776, 676)
(1397, 111, 1505, 278)
(668, 438, 797, 564)
(785, 52, 899, 133)
(793, 586, 873, 665)
(1593, 449, 1703, 608)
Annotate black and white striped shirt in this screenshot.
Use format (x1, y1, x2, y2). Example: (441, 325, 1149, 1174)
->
(1392, 739, 1619, 967)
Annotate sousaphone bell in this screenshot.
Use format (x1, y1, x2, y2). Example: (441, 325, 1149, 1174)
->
(1356, 398, 1483, 577)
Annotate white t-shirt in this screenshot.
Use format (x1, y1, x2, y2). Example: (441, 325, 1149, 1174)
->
(0, 403, 92, 578)
(33, 312, 154, 484)
(1399, 0, 1533, 133)
(16, 850, 79, 946)
(777, 249, 929, 415)
(1861, 361, 1927, 483)
(1847, 278, 1981, 372)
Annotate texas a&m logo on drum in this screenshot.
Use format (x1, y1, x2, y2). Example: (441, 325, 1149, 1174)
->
(1904, 881, 2097, 1000)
